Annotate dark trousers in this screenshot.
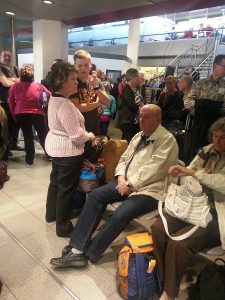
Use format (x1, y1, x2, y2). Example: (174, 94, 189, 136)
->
(46, 155, 83, 236)
(100, 121, 110, 136)
(1, 103, 20, 148)
(70, 180, 158, 262)
(122, 123, 140, 143)
(16, 113, 48, 164)
(151, 211, 220, 298)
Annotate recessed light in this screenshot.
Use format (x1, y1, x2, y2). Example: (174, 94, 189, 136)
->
(42, 0, 53, 4)
(5, 11, 15, 16)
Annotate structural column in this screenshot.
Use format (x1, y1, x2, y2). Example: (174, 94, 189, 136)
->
(33, 19, 68, 83)
(125, 19, 140, 69)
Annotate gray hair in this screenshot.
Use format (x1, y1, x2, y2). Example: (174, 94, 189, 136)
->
(208, 117, 225, 141)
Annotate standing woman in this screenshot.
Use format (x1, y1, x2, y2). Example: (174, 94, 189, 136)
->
(45, 61, 95, 237)
(8, 66, 50, 165)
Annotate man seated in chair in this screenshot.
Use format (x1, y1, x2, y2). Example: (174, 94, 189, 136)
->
(50, 104, 179, 268)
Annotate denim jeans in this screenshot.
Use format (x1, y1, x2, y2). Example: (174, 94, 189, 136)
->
(70, 180, 158, 262)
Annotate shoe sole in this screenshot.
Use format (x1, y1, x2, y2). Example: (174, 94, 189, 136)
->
(51, 260, 88, 268)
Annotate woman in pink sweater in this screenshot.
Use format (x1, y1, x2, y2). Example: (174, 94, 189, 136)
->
(45, 61, 95, 237)
(8, 66, 50, 165)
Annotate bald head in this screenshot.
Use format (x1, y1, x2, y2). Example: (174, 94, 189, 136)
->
(142, 104, 162, 119)
(139, 104, 162, 135)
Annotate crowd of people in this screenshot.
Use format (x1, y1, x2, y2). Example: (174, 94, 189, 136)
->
(1, 49, 225, 299)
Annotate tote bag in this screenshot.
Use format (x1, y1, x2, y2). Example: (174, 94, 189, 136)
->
(158, 176, 212, 240)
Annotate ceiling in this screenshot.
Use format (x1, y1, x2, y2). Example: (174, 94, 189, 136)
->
(1, 0, 225, 31)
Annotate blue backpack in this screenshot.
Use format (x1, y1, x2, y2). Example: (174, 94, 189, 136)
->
(116, 232, 163, 300)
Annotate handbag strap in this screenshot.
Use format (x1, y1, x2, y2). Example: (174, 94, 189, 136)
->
(158, 201, 210, 240)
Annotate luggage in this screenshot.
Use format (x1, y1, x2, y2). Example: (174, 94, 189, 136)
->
(116, 232, 162, 300)
(188, 258, 225, 300)
(102, 138, 128, 183)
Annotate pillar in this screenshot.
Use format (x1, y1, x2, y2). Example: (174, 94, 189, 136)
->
(126, 19, 140, 69)
(33, 19, 68, 83)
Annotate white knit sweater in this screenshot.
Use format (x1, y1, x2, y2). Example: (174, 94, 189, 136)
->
(45, 95, 90, 157)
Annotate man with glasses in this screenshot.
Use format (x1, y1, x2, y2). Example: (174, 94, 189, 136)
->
(185, 54, 225, 164)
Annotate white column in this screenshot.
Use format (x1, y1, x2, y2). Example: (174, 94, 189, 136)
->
(33, 19, 68, 83)
(126, 19, 140, 69)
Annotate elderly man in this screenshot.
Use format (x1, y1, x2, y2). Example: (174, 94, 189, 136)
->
(70, 49, 109, 135)
(0, 50, 22, 152)
(50, 104, 178, 268)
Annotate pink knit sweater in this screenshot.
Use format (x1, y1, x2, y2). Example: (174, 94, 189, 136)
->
(45, 95, 90, 157)
(8, 82, 49, 116)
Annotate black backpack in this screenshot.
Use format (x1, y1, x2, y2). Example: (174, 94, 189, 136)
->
(188, 258, 225, 300)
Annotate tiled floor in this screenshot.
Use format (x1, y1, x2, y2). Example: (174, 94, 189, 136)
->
(0, 122, 224, 300)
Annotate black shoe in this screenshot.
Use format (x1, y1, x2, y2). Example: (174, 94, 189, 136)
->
(45, 216, 56, 223)
(50, 250, 88, 268)
(62, 245, 72, 256)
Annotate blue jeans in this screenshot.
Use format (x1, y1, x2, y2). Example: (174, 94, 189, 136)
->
(70, 180, 158, 262)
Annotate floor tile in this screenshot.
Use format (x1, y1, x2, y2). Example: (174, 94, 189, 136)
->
(0, 293, 17, 300)
(0, 227, 13, 248)
(6, 182, 48, 209)
(20, 227, 69, 266)
(0, 281, 10, 298)
(0, 242, 44, 290)
(12, 272, 75, 300)
(0, 208, 47, 239)
(51, 263, 116, 300)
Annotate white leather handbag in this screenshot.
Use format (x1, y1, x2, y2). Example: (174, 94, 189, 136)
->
(158, 176, 212, 241)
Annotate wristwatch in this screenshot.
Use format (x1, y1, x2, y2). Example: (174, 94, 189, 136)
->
(93, 85, 100, 91)
(125, 181, 134, 191)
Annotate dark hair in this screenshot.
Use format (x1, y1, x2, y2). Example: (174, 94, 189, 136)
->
(47, 61, 76, 92)
(20, 66, 34, 82)
(213, 55, 225, 65)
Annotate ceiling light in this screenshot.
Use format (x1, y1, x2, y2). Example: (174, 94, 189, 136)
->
(42, 0, 53, 4)
(5, 11, 15, 16)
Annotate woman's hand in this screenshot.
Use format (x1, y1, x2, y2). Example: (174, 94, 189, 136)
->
(168, 164, 195, 177)
(88, 132, 95, 142)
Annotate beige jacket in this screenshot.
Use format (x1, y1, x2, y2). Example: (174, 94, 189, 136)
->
(115, 125, 179, 201)
(190, 144, 225, 249)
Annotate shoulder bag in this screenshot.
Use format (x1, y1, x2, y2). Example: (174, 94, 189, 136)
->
(158, 176, 212, 240)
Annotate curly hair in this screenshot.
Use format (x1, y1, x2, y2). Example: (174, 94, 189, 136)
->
(47, 61, 77, 92)
(20, 65, 34, 82)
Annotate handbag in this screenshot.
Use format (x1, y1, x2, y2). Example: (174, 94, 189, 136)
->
(158, 176, 212, 240)
(37, 84, 50, 108)
(78, 159, 104, 193)
(83, 137, 105, 163)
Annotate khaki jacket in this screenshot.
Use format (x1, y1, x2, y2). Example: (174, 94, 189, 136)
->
(190, 144, 225, 249)
(115, 125, 179, 200)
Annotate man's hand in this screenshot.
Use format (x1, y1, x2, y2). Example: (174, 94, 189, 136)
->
(88, 72, 98, 88)
(116, 180, 131, 196)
